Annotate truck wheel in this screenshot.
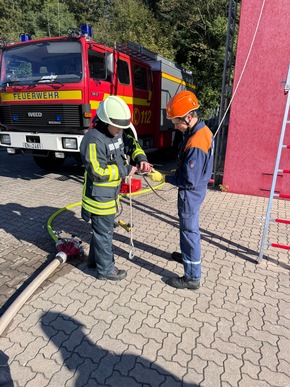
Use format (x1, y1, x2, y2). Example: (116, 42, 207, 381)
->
(33, 154, 65, 170)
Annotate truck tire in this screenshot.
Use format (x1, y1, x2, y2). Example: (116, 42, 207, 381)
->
(33, 153, 65, 170)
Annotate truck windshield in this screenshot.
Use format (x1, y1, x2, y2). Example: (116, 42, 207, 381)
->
(0, 40, 82, 86)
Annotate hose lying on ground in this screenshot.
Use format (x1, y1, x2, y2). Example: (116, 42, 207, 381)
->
(0, 252, 67, 336)
(0, 178, 165, 336)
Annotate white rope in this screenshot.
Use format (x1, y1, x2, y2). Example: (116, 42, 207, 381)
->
(128, 175, 135, 259)
(214, 0, 267, 139)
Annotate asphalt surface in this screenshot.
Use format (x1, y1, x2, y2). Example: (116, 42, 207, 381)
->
(0, 148, 289, 387)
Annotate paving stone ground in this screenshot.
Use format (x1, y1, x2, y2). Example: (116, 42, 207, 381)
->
(0, 148, 289, 387)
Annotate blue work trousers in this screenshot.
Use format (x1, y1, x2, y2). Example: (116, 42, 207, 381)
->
(178, 188, 207, 280)
(88, 213, 115, 276)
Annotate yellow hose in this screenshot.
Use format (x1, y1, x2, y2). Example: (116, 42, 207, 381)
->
(47, 180, 165, 240)
(47, 202, 81, 242)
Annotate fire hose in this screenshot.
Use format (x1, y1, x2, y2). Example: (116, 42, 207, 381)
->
(0, 201, 83, 336)
(0, 251, 67, 336)
(0, 178, 165, 336)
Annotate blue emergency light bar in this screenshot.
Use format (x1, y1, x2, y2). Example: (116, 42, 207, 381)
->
(20, 34, 31, 42)
(80, 24, 92, 38)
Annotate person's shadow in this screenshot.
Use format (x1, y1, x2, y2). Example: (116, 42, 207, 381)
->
(41, 312, 199, 387)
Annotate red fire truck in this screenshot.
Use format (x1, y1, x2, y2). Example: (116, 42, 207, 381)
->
(0, 25, 195, 169)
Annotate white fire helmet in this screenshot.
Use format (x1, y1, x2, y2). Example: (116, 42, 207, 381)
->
(97, 95, 131, 128)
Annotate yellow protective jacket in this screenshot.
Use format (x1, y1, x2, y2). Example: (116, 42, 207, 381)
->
(80, 123, 147, 219)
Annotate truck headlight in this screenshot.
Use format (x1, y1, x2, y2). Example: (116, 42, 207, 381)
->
(62, 138, 77, 149)
(0, 134, 11, 145)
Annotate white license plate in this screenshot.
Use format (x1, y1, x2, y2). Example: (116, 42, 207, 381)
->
(23, 142, 43, 149)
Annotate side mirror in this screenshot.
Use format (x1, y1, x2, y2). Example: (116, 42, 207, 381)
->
(105, 53, 114, 76)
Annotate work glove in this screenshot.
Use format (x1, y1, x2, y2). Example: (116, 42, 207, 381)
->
(147, 168, 164, 182)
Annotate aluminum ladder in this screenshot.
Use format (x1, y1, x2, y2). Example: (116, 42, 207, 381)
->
(258, 64, 290, 263)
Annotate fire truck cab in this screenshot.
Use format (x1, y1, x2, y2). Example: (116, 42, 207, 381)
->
(0, 25, 195, 169)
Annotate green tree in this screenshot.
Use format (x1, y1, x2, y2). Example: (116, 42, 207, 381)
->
(62, 0, 107, 26)
(34, 1, 77, 37)
(155, 0, 232, 115)
(91, 0, 174, 59)
(0, 0, 77, 40)
(0, 0, 23, 41)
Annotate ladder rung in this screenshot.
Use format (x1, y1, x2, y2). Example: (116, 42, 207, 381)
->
(270, 218, 290, 225)
(269, 242, 290, 251)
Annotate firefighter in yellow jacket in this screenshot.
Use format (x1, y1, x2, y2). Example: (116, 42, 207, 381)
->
(80, 96, 151, 281)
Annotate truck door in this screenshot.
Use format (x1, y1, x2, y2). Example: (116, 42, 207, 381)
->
(115, 58, 154, 147)
(131, 63, 153, 141)
(116, 58, 154, 148)
(87, 48, 113, 119)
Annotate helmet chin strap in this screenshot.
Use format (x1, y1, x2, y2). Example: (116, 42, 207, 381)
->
(181, 115, 193, 129)
(181, 118, 189, 126)
(184, 113, 200, 131)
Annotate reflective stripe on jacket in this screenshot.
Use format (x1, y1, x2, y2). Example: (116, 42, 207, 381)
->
(82, 171, 121, 215)
(80, 124, 147, 218)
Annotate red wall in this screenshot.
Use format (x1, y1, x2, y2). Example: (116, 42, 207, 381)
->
(223, 0, 290, 196)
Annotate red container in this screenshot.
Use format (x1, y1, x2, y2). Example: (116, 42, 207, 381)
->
(120, 178, 142, 193)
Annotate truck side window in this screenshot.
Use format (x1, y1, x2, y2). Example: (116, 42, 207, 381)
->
(117, 59, 130, 85)
(88, 49, 107, 80)
(133, 65, 147, 90)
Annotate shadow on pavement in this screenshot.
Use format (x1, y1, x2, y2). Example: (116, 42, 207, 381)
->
(0, 148, 178, 184)
(0, 202, 87, 317)
(0, 203, 85, 252)
(121, 198, 290, 270)
(0, 151, 84, 184)
(41, 311, 199, 387)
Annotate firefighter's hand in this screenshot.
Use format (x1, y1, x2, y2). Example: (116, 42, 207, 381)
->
(138, 161, 152, 173)
(129, 166, 137, 176)
(147, 168, 164, 182)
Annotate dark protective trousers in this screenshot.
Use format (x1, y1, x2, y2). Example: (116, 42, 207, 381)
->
(87, 213, 115, 276)
(0, 351, 14, 387)
(178, 186, 207, 281)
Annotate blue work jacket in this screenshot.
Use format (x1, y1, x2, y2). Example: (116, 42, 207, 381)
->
(165, 120, 214, 214)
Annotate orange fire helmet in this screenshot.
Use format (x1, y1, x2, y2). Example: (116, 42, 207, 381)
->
(166, 90, 200, 119)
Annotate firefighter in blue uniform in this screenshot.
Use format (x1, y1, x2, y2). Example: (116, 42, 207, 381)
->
(148, 90, 214, 290)
(80, 96, 151, 281)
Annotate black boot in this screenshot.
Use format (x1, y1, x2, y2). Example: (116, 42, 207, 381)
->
(168, 276, 200, 290)
(87, 262, 96, 270)
(97, 267, 127, 281)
